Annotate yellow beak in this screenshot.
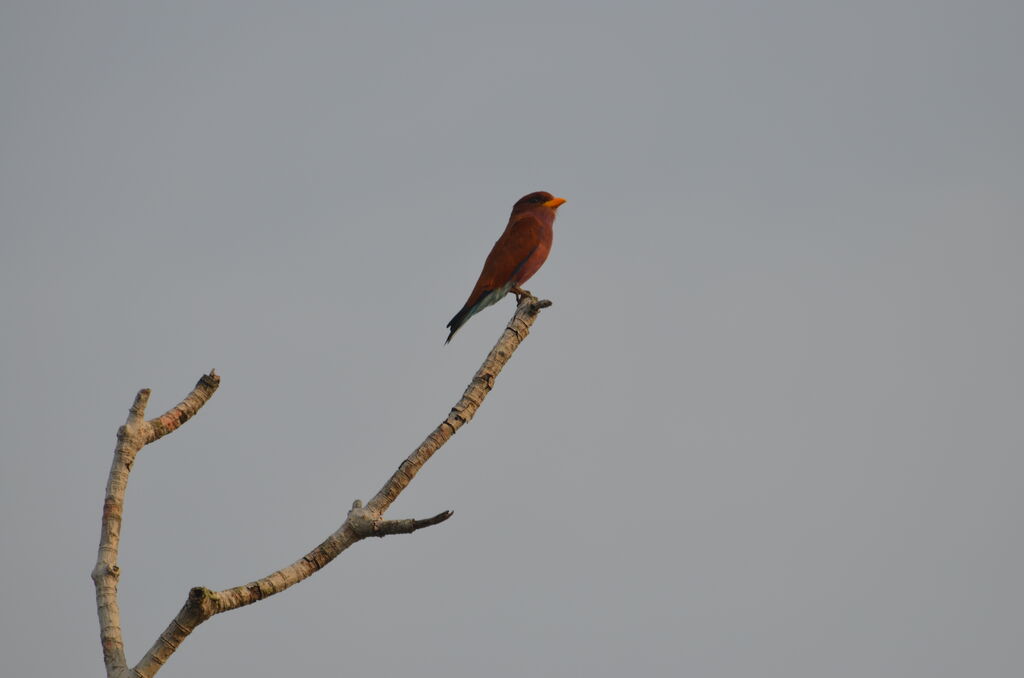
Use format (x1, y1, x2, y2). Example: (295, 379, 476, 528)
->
(543, 197, 567, 208)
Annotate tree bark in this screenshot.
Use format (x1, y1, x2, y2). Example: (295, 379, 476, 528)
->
(92, 294, 552, 678)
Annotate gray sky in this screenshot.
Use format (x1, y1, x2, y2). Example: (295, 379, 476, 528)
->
(2, 2, 1022, 676)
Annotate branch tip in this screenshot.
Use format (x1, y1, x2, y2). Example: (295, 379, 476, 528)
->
(128, 388, 151, 423)
(428, 509, 454, 524)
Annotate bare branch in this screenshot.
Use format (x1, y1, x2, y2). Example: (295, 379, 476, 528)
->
(365, 294, 552, 515)
(145, 371, 220, 444)
(102, 295, 550, 678)
(348, 500, 454, 537)
(373, 510, 455, 536)
(92, 371, 220, 678)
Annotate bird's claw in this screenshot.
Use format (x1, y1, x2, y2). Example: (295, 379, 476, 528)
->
(511, 286, 532, 303)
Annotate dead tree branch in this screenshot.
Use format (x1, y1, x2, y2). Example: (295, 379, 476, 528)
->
(93, 294, 552, 678)
(91, 371, 220, 678)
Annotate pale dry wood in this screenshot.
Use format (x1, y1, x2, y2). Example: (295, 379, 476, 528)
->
(365, 294, 552, 514)
(92, 372, 221, 678)
(94, 295, 551, 678)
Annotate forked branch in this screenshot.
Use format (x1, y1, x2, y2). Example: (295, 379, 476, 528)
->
(93, 294, 552, 678)
(91, 371, 220, 678)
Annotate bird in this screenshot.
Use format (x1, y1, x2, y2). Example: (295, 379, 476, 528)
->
(445, 191, 566, 343)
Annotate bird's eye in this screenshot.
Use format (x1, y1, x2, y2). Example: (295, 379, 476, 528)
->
(529, 195, 543, 203)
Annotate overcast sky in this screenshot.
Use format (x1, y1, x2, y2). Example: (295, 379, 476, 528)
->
(2, 2, 1022, 677)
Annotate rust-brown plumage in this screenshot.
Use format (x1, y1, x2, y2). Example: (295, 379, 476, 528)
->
(446, 191, 566, 343)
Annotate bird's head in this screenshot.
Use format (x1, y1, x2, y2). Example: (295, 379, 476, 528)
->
(512, 191, 567, 215)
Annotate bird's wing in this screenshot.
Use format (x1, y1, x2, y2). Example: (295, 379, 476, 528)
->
(445, 215, 545, 343)
(474, 214, 545, 291)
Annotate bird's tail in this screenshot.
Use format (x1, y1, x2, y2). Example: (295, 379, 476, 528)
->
(445, 308, 472, 344)
(445, 284, 513, 344)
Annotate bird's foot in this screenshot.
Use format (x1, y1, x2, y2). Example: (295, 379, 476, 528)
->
(511, 286, 532, 302)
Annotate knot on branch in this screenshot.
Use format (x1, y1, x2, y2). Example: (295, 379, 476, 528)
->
(184, 587, 218, 623)
(90, 561, 120, 583)
(346, 502, 380, 537)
